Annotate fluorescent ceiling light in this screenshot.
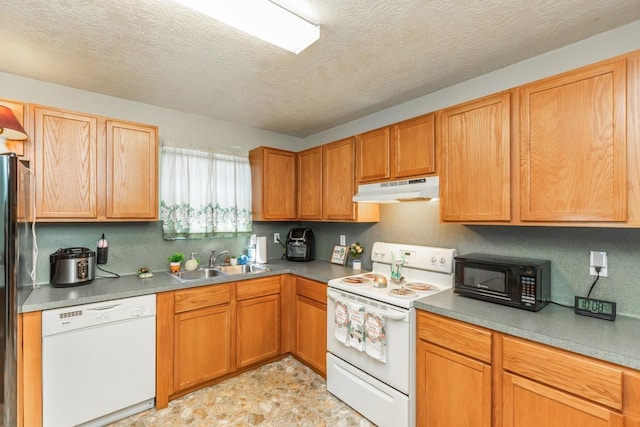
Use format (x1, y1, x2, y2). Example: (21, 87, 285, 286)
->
(174, 0, 320, 54)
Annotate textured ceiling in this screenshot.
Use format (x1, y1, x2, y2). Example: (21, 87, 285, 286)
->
(1, 0, 640, 137)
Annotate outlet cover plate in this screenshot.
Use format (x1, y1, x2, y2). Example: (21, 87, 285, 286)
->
(590, 251, 608, 277)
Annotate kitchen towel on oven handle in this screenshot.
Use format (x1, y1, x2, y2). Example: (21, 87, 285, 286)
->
(364, 307, 387, 363)
(334, 298, 350, 346)
(347, 301, 366, 351)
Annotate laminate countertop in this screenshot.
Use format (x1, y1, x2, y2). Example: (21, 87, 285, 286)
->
(415, 289, 640, 371)
(20, 260, 358, 313)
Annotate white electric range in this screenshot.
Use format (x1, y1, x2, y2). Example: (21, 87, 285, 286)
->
(326, 242, 457, 427)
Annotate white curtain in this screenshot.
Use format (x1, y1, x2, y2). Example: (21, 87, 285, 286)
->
(160, 144, 252, 240)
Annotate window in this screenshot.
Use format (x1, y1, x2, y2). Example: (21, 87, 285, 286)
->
(160, 145, 252, 239)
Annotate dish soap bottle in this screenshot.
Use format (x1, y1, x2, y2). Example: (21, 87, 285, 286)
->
(185, 253, 199, 271)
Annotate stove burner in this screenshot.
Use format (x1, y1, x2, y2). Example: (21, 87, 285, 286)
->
(341, 276, 372, 285)
(388, 288, 417, 298)
(405, 283, 439, 292)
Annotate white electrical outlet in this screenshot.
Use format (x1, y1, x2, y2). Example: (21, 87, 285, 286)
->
(340, 235, 346, 246)
(274, 233, 280, 244)
(590, 251, 608, 277)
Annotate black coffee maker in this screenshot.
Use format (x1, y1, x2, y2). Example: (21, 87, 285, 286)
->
(285, 228, 314, 261)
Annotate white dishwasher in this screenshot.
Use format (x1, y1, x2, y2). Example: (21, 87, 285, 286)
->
(42, 294, 156, 427)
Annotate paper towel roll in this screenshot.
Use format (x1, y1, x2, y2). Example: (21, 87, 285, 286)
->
(256, 236, 267, 264)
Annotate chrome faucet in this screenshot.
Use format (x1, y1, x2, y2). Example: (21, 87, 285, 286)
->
(209, 250, 229, 267)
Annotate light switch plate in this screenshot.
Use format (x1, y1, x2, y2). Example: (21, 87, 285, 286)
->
(340, 235, 346, 246)
(274, 233, 280, 244)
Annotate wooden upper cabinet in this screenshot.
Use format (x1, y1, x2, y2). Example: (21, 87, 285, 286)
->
(33, 106, 98, 219)
(0, 98, 28, 158)
(106, 120, 157, 219)
(356, 127, 390, 183)
(520, 59, 627, 222)
(323, 137, 357, 220)
(249, 146, 296, 220)
(356, 114, 436, 184)
(297, 146, 323, 220)
(31, 105, 158, 221)
(296, 142, 379, 222)
(439, 91, 513, 222)
(392, 113, 436, 179)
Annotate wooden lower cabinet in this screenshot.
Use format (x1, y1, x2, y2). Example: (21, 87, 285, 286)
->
(174, 304, 232, 391)
(157, 276, 285, 408)
(236, 294, 280, 368)
(416, 311, 491, 427)
(20, 311, 43, 427)
(417, 310, 640, 426)
(294, 277, 327, 375)
(502, 372, 622, 427)
(417, 341, 491, 427)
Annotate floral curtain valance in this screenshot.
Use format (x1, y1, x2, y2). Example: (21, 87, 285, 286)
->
(160, 144, 252, 240)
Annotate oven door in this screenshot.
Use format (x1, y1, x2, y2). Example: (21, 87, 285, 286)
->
(327, 288, 412, 393)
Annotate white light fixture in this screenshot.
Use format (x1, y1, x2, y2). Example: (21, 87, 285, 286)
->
(174, 0, 319, 54)
(0, 105, 28, 154)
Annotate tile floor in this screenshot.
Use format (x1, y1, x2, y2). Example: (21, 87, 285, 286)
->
(108, 356, 374, 426)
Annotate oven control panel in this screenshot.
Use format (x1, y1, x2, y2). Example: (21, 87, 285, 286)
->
(371, 242, 457, 274)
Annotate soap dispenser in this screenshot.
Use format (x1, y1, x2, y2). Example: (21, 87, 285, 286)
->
(185, 253, 199, 271)
(248, 234, 257, 263)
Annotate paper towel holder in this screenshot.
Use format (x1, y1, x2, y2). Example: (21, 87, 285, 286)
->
(256, 236, 268, 264)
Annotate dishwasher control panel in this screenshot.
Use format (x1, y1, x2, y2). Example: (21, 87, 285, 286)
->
(42, 294, 156, 336)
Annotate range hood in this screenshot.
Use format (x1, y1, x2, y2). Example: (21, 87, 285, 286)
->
(352, 176, 439, 203)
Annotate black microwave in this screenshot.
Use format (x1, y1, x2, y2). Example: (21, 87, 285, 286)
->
(454, 253, 551, 311)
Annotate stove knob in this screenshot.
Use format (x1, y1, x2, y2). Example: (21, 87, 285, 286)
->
(431, 256, 437, 263)
(440, 257, 447, 264)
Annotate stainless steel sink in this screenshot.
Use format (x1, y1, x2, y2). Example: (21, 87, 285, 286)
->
(168, 264, 270, 283)
(168, 267, 226, 282)
(216, 264, 270, 275)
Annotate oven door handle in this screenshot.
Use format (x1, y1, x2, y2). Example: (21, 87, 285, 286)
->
(383, 311, 409, 321)
(327, 289, 409, 321)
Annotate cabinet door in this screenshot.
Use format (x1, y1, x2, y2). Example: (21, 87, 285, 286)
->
(174, 304, 232, 391)
(33, 106, 98, 219)
(520, 60, 627, 222)
(392, 113, 436, 179)
(106, 120, 158, 219)
(416, 340, 491, 427)
(356, 127, 390, 183)
(323, 137, 356, 220)
(236, 294, 280, 368)
(297, 146, 323, 220)
(249, 147, 296, 220)
(439, 92, 512, 222)
(295, 278, 327, 375)
(0, 98, 28, 158)
(503, 372, 623, 427)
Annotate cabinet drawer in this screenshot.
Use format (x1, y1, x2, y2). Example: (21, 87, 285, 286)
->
(417, 311, 492, 363)
(174, 284, 231, 313)
(295, 277, 327, 304)
(502, 336, 623, 410)
(236, 276, 281, 301)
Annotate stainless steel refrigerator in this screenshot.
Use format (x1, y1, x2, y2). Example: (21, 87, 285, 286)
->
(1, 153, 34, 426)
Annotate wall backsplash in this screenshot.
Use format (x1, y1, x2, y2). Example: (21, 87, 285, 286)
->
(35, 202, 640, 317)
(34, 222, 291, 285)
(302, 201, 640, 318)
